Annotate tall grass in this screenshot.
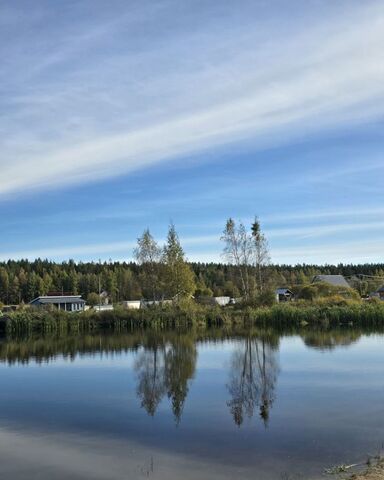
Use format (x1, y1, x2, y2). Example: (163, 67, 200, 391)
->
(246, 302, 384, 328)
(2, 301, 384, 334)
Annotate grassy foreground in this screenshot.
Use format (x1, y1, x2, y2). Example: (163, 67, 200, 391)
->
(2, 301, 384, 335)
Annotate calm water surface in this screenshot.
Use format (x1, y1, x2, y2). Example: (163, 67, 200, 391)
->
(0, 328, 383, 479)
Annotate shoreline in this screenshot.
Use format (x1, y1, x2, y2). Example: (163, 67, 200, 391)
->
(2, 302, 384, 335)
(348, 460, 384, 480)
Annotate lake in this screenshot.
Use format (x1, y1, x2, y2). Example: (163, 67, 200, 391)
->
(0, 327, 383, 480)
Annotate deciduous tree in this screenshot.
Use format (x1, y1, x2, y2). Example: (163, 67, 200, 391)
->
(134, 229, 162, 300)
(163, 224, 196, 300)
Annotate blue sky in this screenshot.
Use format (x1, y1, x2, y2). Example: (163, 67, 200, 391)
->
(1, 0, 384, 264)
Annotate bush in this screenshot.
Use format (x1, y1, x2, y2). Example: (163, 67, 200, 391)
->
(297, 282, 360, 301)
(315, 295, 356, 307)
(87, 292, 100, 307)
(368, 296, 382, 304)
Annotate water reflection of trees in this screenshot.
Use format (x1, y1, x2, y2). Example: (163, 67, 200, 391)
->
(0, 327, 374, 365)
(135, 343, 166, 416)
(0, 326, 380, 425)
(302, 329, 362, 350)
(227, 333, 279, 427)
(135, 334, 197, 423)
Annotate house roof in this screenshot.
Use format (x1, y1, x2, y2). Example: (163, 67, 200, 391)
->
(312, 275, 350, 288)
(30, 295, 85, 305)
(276, 288, 293, 295)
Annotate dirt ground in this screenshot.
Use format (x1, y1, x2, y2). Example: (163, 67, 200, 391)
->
(350, 461, 384, 480)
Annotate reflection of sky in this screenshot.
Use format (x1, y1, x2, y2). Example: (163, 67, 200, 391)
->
(0, 334, 384, 479)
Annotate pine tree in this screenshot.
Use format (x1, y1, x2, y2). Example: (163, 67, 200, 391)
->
(251, 217, 271, 295)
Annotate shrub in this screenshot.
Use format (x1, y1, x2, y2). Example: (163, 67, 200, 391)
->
(87, 292, 100, 307)
(297, 282, 360, 301)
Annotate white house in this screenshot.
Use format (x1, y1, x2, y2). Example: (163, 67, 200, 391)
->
(121, 300, 141, 310)
(94, 304, 114, 312)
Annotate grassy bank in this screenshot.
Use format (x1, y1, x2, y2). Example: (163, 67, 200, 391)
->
(350, 460, 384, 480)
(325, 457, 384, 480)
(2, 301, 384, 335)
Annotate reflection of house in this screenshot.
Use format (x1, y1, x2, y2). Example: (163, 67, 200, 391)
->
(312, 275, 350, 288)
(275, 288, 294, 303)
(30, 295, 85, 312)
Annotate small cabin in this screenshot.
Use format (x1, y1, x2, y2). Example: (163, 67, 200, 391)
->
(29, 295, 85, 312)
(276, 288, 294, 303)
(212, 296, 233, 306)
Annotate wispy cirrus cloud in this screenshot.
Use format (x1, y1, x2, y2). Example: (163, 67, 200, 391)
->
(272, 240, 384, 264)
(0, 235, 219, 262)
(1, 1, 384, 197)
(1, 216, 382, 264)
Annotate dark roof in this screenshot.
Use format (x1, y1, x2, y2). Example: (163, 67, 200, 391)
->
(376, 285, 384, 293)
(312, 275, 350, 288)
(276, 288, 294, 295)
(30, 296, 85, 305)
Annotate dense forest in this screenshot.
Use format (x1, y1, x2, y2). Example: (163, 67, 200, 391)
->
(0, 258, 384, 305)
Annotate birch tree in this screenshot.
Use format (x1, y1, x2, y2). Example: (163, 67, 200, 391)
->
(134, 229, 162, 300)
(221, 218, 253, 300)
(222, 217, 271, 301)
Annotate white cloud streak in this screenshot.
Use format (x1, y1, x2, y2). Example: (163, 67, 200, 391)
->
(272, 240, 384, 265)
(267, 221, 384, 240)
(1, 217, 382, 264)
(0, 235, 219, 262)
(1, 1, 384, 197)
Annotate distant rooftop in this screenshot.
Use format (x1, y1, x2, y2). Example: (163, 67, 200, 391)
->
(276, 288, 293, 295)
(312, 275, 350, 288)
(30, 295, 85, 305)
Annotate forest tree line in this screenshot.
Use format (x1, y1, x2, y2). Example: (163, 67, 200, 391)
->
(1, 259, 384, 306)
(0, 219, 383, 305)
